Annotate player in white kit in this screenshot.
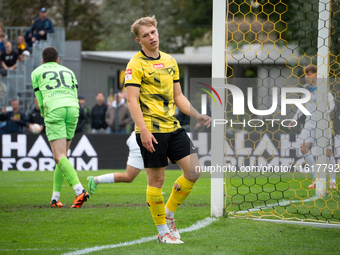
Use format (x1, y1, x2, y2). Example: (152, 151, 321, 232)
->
(289, 65, 336, 189)
(87, 131, 144, 193)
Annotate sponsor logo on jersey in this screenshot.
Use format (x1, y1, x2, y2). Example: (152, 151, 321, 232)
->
(125, 69, 132, 81)
(153, 63, 165, 69)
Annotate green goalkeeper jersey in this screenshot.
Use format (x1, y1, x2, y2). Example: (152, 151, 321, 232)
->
(31, 62, 79, 117)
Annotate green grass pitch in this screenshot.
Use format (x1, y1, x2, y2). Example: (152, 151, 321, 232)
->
(1, 170, 339, 254)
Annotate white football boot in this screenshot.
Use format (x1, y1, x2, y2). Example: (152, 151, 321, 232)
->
(157, 233, 184, 244)
(166, 217, 181, 239)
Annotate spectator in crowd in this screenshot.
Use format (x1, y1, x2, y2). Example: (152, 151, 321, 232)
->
(105, 92, 133, 133)
(0, 33, 5, 53)
(30, 7, 54, 44)
(91, 92, 108, 133)
(75, 104, 87, 133)
(78, 95, 90, 133)
(24, 29, 33, 52)
(0, 98, 27, 133)
(0, 41, 18, 76)
(16, 35, 28, 61)
(27, 97, 45, 134)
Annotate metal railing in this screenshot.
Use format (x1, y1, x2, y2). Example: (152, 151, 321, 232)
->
(4, 27, 30, 42)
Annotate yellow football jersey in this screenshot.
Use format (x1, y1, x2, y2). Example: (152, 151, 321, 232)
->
(125, 50, 181, 133)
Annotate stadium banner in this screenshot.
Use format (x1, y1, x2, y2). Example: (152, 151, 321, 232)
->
(0, 132, 329, 171)
(0, 133, 130, 171)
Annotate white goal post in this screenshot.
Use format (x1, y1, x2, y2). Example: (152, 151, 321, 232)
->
(315, 0, 331, 198)
(210, 0, 226, 217)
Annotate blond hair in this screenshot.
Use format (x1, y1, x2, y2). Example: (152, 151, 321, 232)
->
(131, 16, 157, 37)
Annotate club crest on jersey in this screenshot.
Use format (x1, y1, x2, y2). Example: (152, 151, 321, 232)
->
(153, 63, 165, 69)
(125, 69, 132, 80)
(168, 68, 175, 76)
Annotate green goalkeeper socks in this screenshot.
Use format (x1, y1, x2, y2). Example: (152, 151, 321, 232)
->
(58, 156, 81, 187)
(53, 164, 64, 192)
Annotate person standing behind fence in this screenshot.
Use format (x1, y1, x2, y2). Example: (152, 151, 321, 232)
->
(105, 92, 133, 133)
(30, 7, 54, 45)
(0, 98, 27, 134)
(0, 41, 18, 77)
(16, 35, 29, 62)
(91, 92, 108, 133)
(78, 95, 90, 133)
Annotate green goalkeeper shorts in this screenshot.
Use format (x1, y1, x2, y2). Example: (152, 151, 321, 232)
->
(44, 107, 79, 141)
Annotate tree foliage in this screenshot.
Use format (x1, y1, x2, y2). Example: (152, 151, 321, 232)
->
(0, 0, 46, 26)
(0, 0, 212, 52)
(51, 0, 102, 50)
(96, 0, 212, 53)
(0, 0, 102, 50)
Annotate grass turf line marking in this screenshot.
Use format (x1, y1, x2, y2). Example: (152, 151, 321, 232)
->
(252, 218, 340, 228)
(234, 197, 317, 214)
(63, 217, 217, 255)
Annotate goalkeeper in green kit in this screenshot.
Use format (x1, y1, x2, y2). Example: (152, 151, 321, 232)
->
(31, 47, 89, 208)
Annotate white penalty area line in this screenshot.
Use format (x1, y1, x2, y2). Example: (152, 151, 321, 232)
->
(63, 217, 217, 255)
(234, 197, 317, 214)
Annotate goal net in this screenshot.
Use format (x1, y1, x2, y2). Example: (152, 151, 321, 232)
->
(209, 0, 340, 224)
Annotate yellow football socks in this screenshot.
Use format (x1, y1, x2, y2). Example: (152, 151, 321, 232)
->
(165, 175, 195, 213)
(146, 186, 166, 225)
